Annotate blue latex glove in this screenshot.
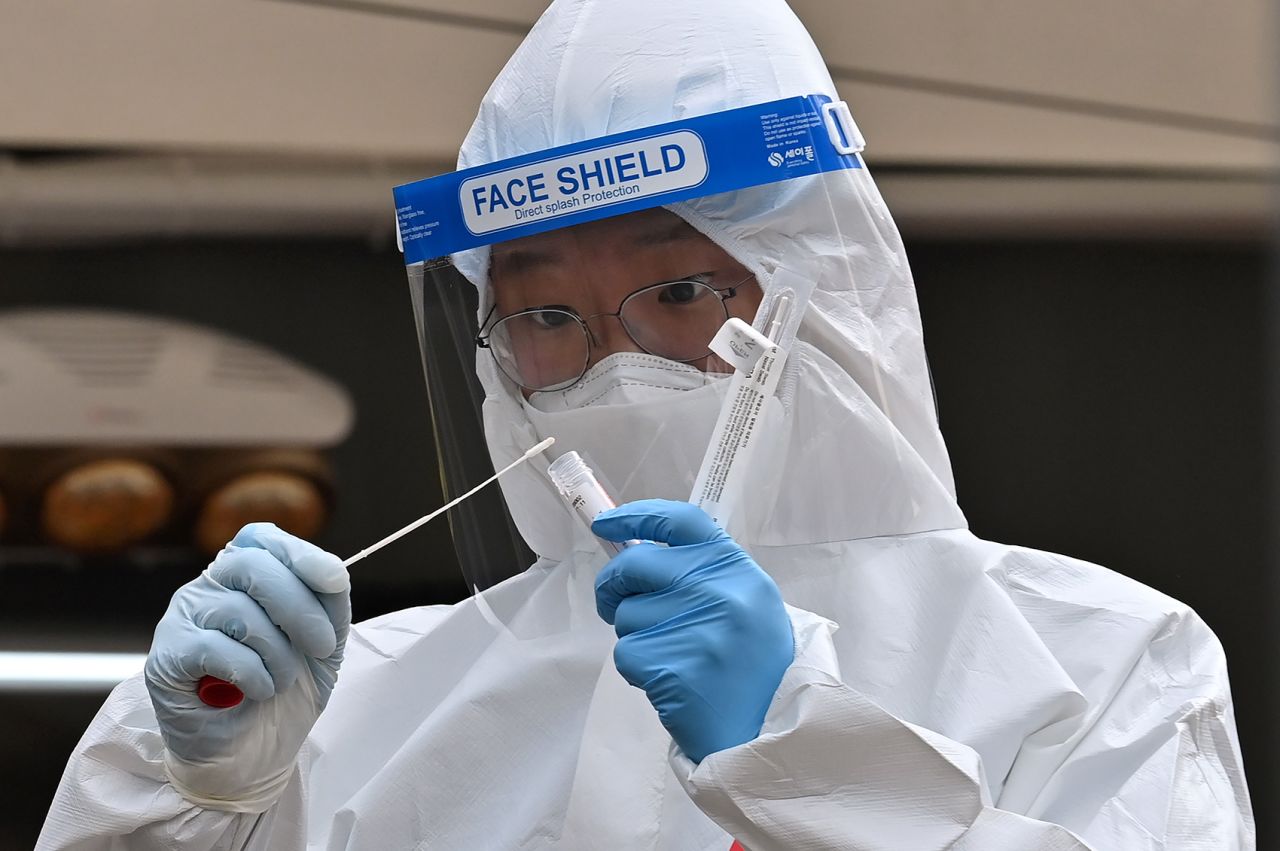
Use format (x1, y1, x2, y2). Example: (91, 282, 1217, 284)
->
(592, 499, 794, 763)
(144, 523, 350, 812)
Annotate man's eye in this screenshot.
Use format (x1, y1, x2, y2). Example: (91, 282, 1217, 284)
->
(657, 280, 708, 305)
(529, 309, 576, 330)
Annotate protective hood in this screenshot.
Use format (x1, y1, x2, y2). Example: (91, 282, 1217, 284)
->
(455, 0, 965, 562)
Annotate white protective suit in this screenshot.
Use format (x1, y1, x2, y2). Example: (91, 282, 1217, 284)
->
(40, 0, 1254, 849)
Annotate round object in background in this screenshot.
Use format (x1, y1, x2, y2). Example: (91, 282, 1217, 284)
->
(195, 471, 327, 555)
(41, 458, 175, 553)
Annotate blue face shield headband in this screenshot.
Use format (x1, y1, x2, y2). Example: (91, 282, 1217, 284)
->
(392, 94, 864, 264)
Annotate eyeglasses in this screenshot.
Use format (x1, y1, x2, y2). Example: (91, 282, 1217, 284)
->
(477, 274, 751, 392)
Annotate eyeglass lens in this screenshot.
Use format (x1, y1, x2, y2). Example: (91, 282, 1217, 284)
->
(487, 280, 729, 391)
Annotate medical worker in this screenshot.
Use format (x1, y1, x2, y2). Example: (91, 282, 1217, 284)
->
(39, 0, 1254, 849)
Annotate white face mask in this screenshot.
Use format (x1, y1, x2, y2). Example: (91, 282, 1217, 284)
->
(522, 352, 730, 505)
(501, 342, 962, 563)
(525, 351, 728, 412)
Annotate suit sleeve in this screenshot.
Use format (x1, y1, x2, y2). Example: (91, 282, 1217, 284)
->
(671, 606, 1254, 851)
(36, 604, 458, 851)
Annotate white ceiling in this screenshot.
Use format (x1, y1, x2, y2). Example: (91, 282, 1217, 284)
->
(0, 0, 1275, 239)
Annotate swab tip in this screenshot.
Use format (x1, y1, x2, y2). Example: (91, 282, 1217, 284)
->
(343, 437, 558, 567)
(526, 436, 556, 457)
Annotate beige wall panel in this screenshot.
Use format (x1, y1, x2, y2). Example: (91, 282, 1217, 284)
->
(791, 1, 1274, 128)
(877, 173, 1272, 239)
(0, 1, 1273, 169)
(842, 82, 1278, 171)
(0, 0, 520, 158)
(361, 0, 550, 26)
(355, 0, 1278, 129)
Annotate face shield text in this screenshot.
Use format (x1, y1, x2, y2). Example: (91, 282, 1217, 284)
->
(459, 131, 707, 235)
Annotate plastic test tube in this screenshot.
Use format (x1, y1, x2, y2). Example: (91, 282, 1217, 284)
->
(546, 451, 637, 554)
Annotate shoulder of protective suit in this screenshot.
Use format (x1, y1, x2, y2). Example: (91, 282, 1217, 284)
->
(982, 543, 1185, 616)
(975, 539, 1226, 659)
(962, 538, 1240, 723)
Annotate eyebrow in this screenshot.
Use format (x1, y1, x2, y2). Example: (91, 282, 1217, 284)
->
(629, 219, 701, 247)
(491, 247, 562, 278)
(490, 217, 699, 279)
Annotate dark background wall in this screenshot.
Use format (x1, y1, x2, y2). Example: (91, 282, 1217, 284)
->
(1, 235, 1270, 847)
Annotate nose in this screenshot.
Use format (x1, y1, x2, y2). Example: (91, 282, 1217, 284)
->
(584, 313, 643, 370)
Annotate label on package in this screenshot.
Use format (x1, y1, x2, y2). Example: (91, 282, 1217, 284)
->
(708, 317, 771, 374)
(690, 342, 786, 528)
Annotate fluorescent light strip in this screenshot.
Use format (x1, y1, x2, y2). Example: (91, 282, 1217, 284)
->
(0, 652, 146, 692)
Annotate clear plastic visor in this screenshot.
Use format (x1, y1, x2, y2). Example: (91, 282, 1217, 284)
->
(406, 204, 763, 589)
(404, 166, 954, 601)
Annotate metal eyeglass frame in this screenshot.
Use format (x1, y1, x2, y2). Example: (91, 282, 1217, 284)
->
(475, 274, 751, 392)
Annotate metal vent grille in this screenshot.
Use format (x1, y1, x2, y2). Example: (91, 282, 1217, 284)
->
(208, 340, 299, 389)
(7, 316, 163, 387)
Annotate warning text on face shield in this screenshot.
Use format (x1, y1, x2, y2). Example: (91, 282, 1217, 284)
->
(459, 131, 708, 235)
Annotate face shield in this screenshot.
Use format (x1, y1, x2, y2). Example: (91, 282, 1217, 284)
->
(395, 95, 960, 596)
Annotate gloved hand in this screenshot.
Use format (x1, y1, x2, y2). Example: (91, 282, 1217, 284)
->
(592, 499, 794, 763)
(144, 523, 350, 812)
